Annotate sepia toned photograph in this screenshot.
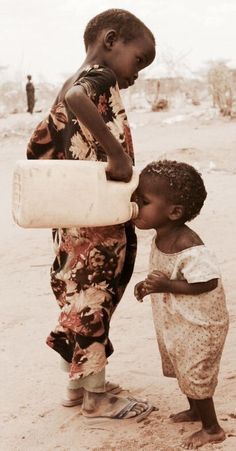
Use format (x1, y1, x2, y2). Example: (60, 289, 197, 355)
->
(1, 1, 236, 449)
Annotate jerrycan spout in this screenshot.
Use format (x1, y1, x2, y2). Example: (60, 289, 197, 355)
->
(130, 201, 139, 219)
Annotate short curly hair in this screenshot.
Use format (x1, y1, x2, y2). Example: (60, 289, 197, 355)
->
(84, 9, 155, 50)
(141, 160, 207, 223)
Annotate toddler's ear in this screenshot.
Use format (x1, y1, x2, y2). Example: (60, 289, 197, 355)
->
(104, 30, 118, 49)
(169, 205, 184, 221)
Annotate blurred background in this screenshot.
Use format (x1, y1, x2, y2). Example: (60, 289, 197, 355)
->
(0, 0, 236, 117)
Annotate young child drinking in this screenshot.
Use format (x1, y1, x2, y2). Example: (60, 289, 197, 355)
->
(26, 9, 155, 420)
(134, 160, 229, 447)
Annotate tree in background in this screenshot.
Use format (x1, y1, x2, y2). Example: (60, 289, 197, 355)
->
(207, 61, 234, 116)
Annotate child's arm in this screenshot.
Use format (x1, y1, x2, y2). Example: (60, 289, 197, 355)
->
(134, 270, 218, 301)
(65, 86, 133, 182)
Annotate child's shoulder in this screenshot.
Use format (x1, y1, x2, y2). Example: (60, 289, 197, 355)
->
(58, 65, 117, 102)
(74, 64, 117, 87)
(175, 226, 204, 253)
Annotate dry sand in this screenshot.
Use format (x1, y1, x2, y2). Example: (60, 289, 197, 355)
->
(1, 106, 236, 450)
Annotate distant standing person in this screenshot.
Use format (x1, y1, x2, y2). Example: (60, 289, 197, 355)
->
(26, 75, 35, 114)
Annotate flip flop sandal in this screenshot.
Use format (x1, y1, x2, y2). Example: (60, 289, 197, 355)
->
(83, 400, 154, 423)
(115, 401, 154, 423)
(61, 395, 83, 408)
(61, 381, 122, 407)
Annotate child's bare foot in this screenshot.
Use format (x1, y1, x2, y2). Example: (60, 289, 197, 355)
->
(82, 390, 153, 420)
(170, 408, 200, 423)
(181, 426, 226, 449)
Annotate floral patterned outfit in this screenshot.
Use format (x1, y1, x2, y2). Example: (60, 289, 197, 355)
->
(149, 237, 229, 399)
(27, 65, 137, 380)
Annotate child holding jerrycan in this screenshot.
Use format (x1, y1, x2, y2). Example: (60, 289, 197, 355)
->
(26, 9, 156, 420)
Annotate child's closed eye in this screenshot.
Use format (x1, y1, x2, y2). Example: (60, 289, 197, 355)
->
(134, 196, 148, 206)
(138, 196, 150, 206)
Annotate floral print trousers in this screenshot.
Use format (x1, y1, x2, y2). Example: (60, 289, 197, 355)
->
(46, 222, 137, 380)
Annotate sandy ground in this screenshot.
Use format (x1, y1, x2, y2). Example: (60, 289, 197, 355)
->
(1, 106, 236, 451)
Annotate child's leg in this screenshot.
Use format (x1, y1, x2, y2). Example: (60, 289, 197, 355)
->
(170, 397, 200, 422)
(60, 358, 85, 406)
(182, 397, 226, 449)
(61, 360, 121, 407)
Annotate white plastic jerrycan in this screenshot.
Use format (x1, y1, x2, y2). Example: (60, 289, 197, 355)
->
(12, 160, 139, 228)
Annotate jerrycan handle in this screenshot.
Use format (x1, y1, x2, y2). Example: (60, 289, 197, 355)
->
(103, 162, 139, 190)
(102, 162, 139, 220)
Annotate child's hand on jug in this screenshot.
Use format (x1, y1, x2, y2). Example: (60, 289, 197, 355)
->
(106, 152, 133, 183)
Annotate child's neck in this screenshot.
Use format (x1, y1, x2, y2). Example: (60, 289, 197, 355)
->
(155, 223, 203, 254)
(81, 45, 106, 69)
(155, 223, 186, 254)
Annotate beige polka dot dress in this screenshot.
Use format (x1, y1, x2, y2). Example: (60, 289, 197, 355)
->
(149, 236, 229, 399)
